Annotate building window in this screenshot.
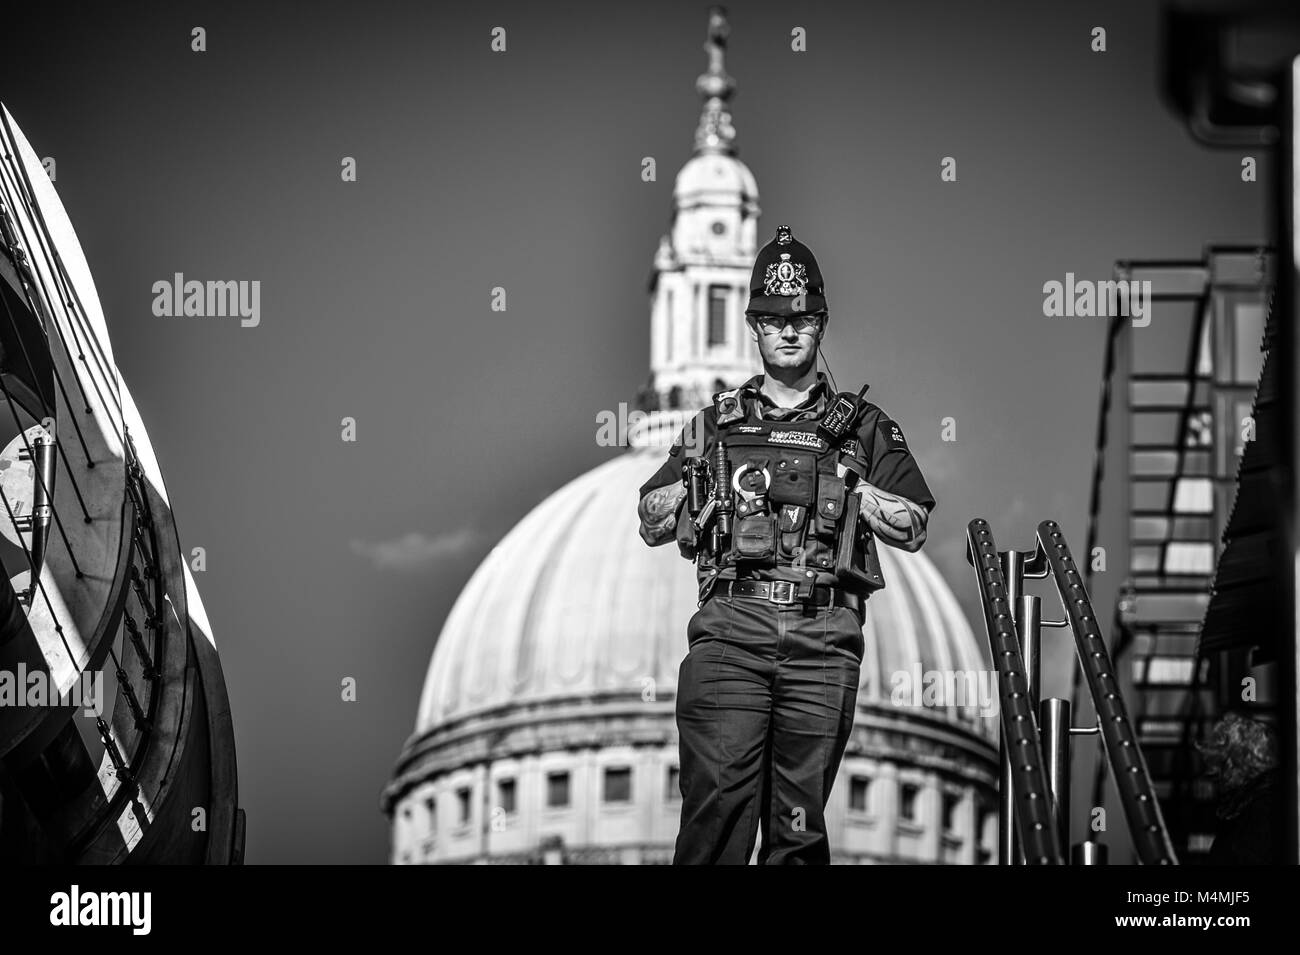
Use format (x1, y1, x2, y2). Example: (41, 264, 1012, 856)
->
(666, 765, 681, 802)
(900, 783, 920, 822)
(942, 792, 961, 832)
(1136, 655, 1197, 686)
(665, 289, 674, 358)
(1231, 299, 1265, 384)
(424, 796, 436, 832)
(497, 778, 516, 815)
(604, 767, 632, 803)
(456, 787, 472, 824)
(708, 285, 728, 346)
(848, 776, 870, 813)
(546, 771, 570, 809)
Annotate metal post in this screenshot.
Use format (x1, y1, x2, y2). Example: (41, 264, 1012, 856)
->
(998, 550, 1026, 865)
(1019, 594, 1042, 707)
(1040, 697, 1071, 861)
(1072, 841, 1107, 865)
(28, 430, 54, 573)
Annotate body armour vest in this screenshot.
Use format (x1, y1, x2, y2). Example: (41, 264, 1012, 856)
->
(681, 388, 887, 601)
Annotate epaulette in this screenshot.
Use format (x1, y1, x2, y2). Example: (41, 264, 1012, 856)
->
(712, 386, 746, 425)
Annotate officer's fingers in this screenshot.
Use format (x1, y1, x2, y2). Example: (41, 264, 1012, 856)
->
(873, 521, 913, 543)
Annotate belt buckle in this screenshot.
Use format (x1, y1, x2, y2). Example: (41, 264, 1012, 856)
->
(768, 580, 796, 605)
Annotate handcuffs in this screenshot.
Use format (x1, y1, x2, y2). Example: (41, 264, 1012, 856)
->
(731, 462, 771, 517)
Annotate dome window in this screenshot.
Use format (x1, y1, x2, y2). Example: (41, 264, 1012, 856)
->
(546, 771, 571, 809)
(848, 775, 871, 813)
(497, 778, 517, 815)
(900, 783, 920, 822)
(603, 767, 633, 803)
(456, 787, 472, 824)
(942, 792, 962, 832)
(666, 765, 682, 802)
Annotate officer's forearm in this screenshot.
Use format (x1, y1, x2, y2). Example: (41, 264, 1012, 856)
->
(857, 483, 929, 552)
(638, 485, 687, 546)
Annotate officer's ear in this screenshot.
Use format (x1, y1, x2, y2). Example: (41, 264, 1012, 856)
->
(744, 315, 760, 343)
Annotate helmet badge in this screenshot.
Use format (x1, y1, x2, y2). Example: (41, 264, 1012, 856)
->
(764, 253, 808, 297)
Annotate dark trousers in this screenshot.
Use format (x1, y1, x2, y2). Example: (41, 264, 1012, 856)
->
(673, 595, 864, 865)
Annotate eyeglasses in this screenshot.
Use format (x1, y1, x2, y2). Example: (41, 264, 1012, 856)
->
(752, 312, 826, 334)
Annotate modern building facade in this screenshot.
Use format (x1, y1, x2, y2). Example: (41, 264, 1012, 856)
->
(0, 105, 241, 863)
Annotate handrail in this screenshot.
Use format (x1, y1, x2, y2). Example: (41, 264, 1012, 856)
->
(965, 519, 1064, 864)
(66, 432, 168, 859)
(1035, 520, 1178, 865)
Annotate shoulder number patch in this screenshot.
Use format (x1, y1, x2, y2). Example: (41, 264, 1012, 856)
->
(877, 416, 910, 451)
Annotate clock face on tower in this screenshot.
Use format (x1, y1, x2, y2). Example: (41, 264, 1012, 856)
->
(711, 220, 726, 235)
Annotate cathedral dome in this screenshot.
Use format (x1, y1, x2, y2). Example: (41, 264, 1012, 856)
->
(415, 445, 995, 742)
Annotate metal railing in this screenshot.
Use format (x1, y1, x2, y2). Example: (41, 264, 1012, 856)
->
(967, 518, 1178, 865)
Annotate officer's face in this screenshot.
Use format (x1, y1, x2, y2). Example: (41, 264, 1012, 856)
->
(747, 313, 825, 373)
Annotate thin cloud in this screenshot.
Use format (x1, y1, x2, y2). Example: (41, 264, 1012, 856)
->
(350, 528, 484, 572)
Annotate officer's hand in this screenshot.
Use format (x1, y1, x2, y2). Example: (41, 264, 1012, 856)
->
(638, 484, 687, 546)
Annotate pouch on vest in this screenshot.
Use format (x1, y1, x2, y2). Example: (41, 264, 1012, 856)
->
(768, 452, 816, 508)
(733, 513, 776, 562)
(814, 474, 846, 538)
(777, 504, 807, 558)
(835, 490, 886, 593)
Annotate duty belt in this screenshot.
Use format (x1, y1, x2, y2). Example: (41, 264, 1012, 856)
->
(718, 578, 858, 610)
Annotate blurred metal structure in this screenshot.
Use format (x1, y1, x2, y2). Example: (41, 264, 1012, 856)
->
(1078, 249, 1275, 861)
(1073, 0, 1300, 864)
(0, 104, 241, 863)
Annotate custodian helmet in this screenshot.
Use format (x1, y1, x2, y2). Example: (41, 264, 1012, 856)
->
(744, 224, 827, 318)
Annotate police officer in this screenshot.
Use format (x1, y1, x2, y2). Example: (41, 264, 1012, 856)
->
(637, 224, 936, 865)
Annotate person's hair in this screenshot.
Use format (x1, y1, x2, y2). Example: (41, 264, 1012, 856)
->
(1195, 712, 1279, 792)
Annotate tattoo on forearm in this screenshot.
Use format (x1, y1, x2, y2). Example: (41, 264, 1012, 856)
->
(858, 485, 928, 551)
(639, 485, 686, 544)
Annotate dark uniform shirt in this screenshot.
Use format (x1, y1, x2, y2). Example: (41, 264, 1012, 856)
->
(638, 372, 937, 514)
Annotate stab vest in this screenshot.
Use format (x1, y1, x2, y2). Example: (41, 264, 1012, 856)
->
(689, 386, 886, 596)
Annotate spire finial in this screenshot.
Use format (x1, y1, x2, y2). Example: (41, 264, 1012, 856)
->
(693, 6, 737, 155)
